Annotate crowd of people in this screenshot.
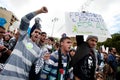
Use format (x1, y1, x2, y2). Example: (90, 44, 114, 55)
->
(0, 6, 120, 80)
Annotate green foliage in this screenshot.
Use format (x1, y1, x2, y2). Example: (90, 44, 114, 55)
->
(97, 32, 120, 54)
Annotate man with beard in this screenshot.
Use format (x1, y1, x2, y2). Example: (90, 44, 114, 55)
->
(71, 35, 98, 80)
(29, 32, 50, 80)
(0, 6, 48, 80)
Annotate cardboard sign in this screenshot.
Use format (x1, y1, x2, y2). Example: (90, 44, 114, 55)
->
(65, 12, 111, 38)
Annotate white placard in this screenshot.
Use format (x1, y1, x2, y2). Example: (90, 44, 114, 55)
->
(65, 12, 111, 38)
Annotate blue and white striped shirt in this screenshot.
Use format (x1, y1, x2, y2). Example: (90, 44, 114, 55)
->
(40, 51, 68, 80)
(0, 12, 42, 80)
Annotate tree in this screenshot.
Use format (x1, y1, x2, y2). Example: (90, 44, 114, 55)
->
(97, 32, 120, 54)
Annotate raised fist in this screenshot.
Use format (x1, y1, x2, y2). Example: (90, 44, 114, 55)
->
(41, 6, 48, 13)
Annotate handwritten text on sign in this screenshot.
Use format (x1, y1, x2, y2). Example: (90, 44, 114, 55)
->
(65, 12, 110, 37)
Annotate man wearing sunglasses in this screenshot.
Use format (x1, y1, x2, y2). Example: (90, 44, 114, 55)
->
(0, 6, 48, 80)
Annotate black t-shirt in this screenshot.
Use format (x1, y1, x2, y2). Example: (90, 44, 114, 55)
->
(73, 53, 96, 80)
(72, 42, 96, 80)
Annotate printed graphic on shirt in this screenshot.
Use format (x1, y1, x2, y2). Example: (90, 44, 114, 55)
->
(25, 42, 33, 49)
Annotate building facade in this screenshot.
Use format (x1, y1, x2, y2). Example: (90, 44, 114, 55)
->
(0, 7, 18, 31)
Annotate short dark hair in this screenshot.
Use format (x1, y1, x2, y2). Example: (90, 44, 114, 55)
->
(109, 47, 114, 52)
(41, 32, 46, 35)
(0, 26, 5, 30)
(54, 42, 60, 48)
(60, 37, 71, 43)
(48, 37, 54, 42)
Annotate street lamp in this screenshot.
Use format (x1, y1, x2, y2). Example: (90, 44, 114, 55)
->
(51, 17, 58, 37)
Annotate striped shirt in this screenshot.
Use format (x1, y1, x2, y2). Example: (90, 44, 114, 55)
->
(40, 51, 68, 80)
(35, 45, 48, 74)
(0, 12, 42, 80)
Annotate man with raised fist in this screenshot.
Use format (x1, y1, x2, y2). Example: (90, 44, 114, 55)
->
(0, 6, 48, 80)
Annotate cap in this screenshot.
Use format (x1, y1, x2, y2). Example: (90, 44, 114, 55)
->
(86, 35, 98, 41)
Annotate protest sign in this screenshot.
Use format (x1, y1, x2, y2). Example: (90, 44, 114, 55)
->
(65, 12, 111, 38)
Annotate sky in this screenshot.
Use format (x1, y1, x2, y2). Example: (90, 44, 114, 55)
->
(0, 0, 120, 38)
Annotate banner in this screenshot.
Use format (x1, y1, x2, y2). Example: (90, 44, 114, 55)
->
(65, 12, 111, 38)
